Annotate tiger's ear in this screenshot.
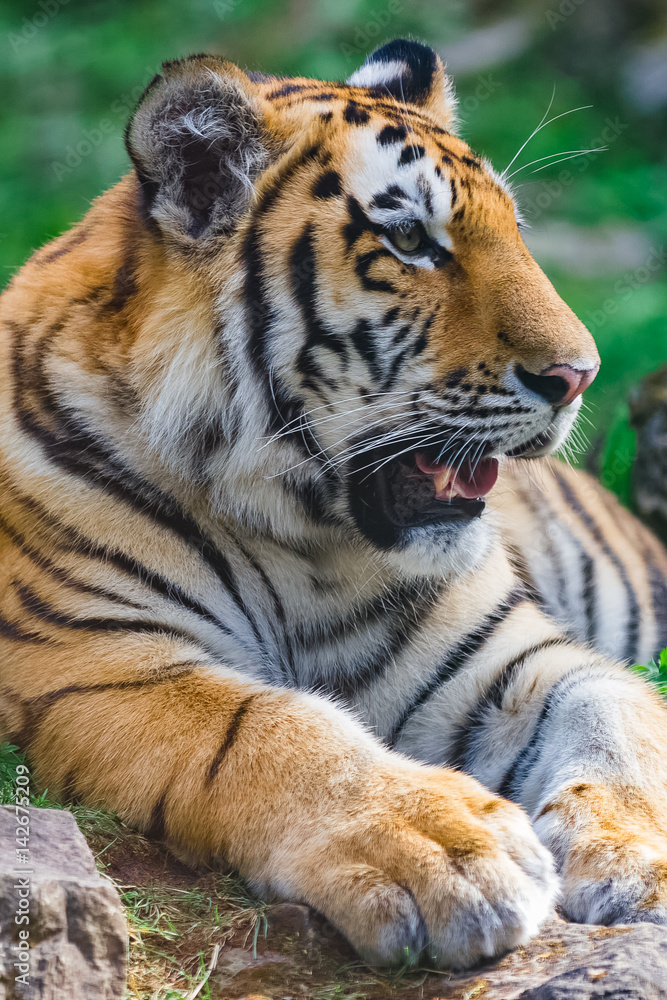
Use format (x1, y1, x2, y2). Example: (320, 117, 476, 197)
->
(125, 55, 272, 241)
(347, 39, 457, 129)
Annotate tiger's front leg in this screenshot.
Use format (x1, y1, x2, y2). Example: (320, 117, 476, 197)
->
(0, 631, 557, 969)
(440, 634, 667, 926)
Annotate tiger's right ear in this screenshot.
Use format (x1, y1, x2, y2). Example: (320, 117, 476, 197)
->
(125, 55, 271, 242)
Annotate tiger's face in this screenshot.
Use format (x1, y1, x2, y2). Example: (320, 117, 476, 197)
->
(126, 41, 599, 576)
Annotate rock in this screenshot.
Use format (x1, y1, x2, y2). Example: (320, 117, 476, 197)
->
(515, 923, 667, 999)
(0, 806, 127, 1000)
(214, 947, 285, 988)
(630, 364, 667, 544)
(214, 909, 667, 1000)
(431, 917, 667, 1000)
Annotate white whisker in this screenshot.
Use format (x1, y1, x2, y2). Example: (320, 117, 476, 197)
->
(513, 147, 606, 179)
(501, 98, 593, 178)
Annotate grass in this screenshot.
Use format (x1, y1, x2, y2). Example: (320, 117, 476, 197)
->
(77, 806, 270, 1000)
(118, 870, 267, 999)
(634, 647, 667, 698)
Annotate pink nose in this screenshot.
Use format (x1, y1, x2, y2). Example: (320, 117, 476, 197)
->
(516, 363, 599, 407)
(540, 364, 599, 407)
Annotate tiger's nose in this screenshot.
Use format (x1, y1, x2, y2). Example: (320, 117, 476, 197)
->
(516, 363, 599, 407)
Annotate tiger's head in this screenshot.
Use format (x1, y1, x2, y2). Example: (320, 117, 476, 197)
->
(120, 40, 599, 576)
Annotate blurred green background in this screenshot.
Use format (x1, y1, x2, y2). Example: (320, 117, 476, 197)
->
(1, 0, 666, 501)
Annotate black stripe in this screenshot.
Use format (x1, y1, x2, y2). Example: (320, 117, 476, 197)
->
(101, 249, 138, 313)
(581, 553, 597, 643)
(241, 153, 336, 501)
(447, 637, 565, 772)
(342, 196, 384, 251)
(290, 223, 348, 376)
(232, 537, 296, 684)
(496, 669, 584, 800)
(353, 99, 445, 132)
(410, 312, 434, 358)
(382, 346, 410, 391)
(646, 549, 667, 651)
(312, 170, 342, 200)
(27, 665, 197, 711)
(389, 587, 526, 746)
(0, 611, 52, 645)
(354, 248, 396, 295)
(206, 695, 255, 784)
(391, 324, 412, 347)
(350, 318, 383, 383)
(343, 101, 370, 125)
(267, 83, 309, 100)
(398, 144, 425, 166)
(371, 184, 407, 211)
(18, 665, 198, 749)
(505, 543, 545, 610)
(554, 469, 640, 661)
(14, 582, 204, 646)
(377, 124, 408, 146)
(516, 487, 568, 616)
(330, 579, 445, 700)
(39, 226, 89, 265)
(295, 577, 435, 649)
(10, 324, 265, 649)
(0, 511, 146, 611)
(7, 488, 251, 652)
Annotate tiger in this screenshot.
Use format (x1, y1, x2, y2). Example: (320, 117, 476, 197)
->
(2, 38, 667, 972)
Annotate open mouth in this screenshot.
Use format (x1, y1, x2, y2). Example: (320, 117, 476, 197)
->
(346, 416, 562, 548)
(414, 450, 499, 500)
(347, 441, 500, 549)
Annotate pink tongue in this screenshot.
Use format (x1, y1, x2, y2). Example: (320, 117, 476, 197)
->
(415, 453, 499, 500)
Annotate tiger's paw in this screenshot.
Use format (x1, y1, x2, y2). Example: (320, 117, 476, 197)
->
(560, 832, 667, 926)
(534, 781, 667, 927)
(290, 764, 558, 969)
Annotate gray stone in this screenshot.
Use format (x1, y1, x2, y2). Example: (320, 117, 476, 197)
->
(516, 921, 667, 999)
(0, 806, 127, 1000)
(215, 907, 667, 999)
(214, 947, 285, 988)
(432, 917, 667, 1000)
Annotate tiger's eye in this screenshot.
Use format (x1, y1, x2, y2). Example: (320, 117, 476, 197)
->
(391, 223, 422, 253)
